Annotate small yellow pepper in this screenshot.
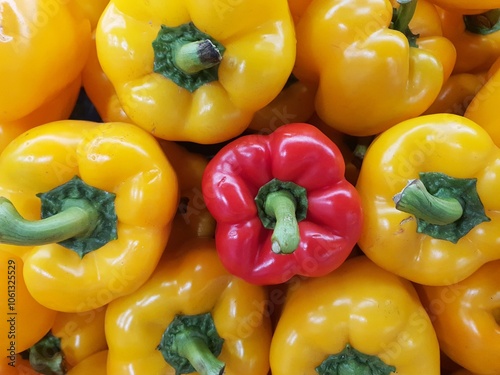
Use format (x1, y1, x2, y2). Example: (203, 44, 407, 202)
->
(423, 71, 488, 116)
(356, 113, 500, 286)
(270, 256, 440, 375)
(106, 238, 272, 375)
(0, 120, 178, 312)
(438, 7, 500, 74)
(28, 307, 107, 373)
(95, 0, 296, 144)
(0, 0, 91, 123)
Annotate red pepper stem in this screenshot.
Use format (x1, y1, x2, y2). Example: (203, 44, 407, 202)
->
(264, 190, 300, 254)
(174, 39, 222, 74)
(173, 330, 225, 375)
(0, 197, 98, 246)
(393, 179, 463, 225)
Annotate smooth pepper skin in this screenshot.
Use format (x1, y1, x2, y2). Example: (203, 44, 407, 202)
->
(270, 256, 440, 375)
(105, 238, 272, 375)
(465, 61, 500, 146)
(0, 0, 91, 123)
(356, 113, 500, 286)
(67, 350, 107, 375)
(416, 260, 500, 375)
(0, 120, 178, 312)
(438, 8, 500, 74)
(202, 122, 363, 285)
(95, 0, 296, 144)
(293, 0, 456, 137)
(0, 251, 56, 355)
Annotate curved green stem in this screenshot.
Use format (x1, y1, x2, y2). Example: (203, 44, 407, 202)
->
(173, 330, 225, 375)
(28, 332, 65, 375)
(464, 9, 500, 35)
(264, 190, 300, 254)
(393, 179, 463, 225)
(174, 39, 222, 74)
(391, 0, 419, 47)
(0, 197, 98, 246)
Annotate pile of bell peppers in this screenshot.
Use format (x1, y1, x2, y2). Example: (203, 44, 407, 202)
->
(1, 0, 500, 374)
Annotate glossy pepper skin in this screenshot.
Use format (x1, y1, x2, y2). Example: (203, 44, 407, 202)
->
(0, 120, 178, 312)
(356, 113, 500, 286)
(270, 256, 440, 375)
(0, 354, 42, 375)
(423, 71, 488, 116)
(28, 307, 107, 374)
(0, 77, 82, 154)
(438, 8, 500, 74)
(293, 0, 456, 136)
(465, 60, 500, 146)
(0, 0, 91, 123)
(415, 260, 500, 375)
(426, 0, 494, 13)
(202, 122, 363, 285)
(0, 251, 56, 355)
(105, 238, 272, 375)
(67, 350, 107, 375)
(95, 0, 296, 144)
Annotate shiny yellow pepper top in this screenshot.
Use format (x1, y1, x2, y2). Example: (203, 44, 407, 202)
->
(0, 120, 179, 312)
(356, 113, 500, 286)
(95, 0, 296, 144)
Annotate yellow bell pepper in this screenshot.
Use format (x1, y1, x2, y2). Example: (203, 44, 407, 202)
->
(0, 0, 91, 123)
(28, 307, 107, 374)
(0, 120, 178, 312)
(465, 58, 500, 146)
(158, 140, 216, 250)
(0, 353, 42, 375)
(105, 238, 272, 375)
(0, 77, 82, 154)
(95, 0, 296, 144)
(247, 75, 317, 135)
(423, 71, 488, 116)
(82, 31, 133, 124)
(416, 260, 500, 375)
(438, 7, 500, 74)
(293, 0, 456, 136)
(67, 350, 107, 375)
(270, 255, 440, 375)
(356, 113, 500, 286)
(0, 251, 57, 356)
(75, 0, 110, 30)
(426, 0, 494, 14)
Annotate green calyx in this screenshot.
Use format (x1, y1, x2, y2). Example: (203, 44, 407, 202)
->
(464, 9, 500, 35)
(28, 331, 65, 375)
(0, 175, 117, 258)
(316, 344, 396, 375)
(157, 312, 225, 375)
(390, 0, 419, 48)
(152, 22, 226, 92)
(393, 171, 490, 243)
(255, 178, 308, 255)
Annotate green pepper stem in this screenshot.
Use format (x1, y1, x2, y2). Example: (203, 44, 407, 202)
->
(393, 179, 464, 225)
(393, 0, 417, 33)
(173, 330, 225, 375)
(174, 39, 222, 74)
(0, 197, 98, 246)
(264, 190, 300, 254)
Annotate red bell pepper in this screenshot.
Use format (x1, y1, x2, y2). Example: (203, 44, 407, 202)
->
(201, 122, 363, 285)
